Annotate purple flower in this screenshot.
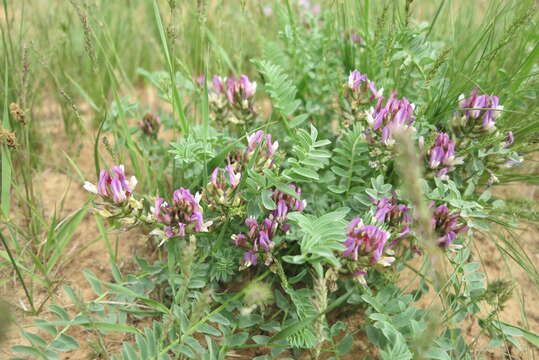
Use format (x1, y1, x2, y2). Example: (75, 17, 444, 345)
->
(153, 188, 210, 238)
(224, 75, 257, 106)
(139, 113, 161, 137)
(234, 130, 279, 172)
(204, 166, 243, 210)
(247, 130, 265, 152)
(257, 230, 271, 251)
(368, 92, 415, 146)
(504, 131, 514, 148)
(212, 76, 224, 94)
(242, 251, 258, 267)
(373, 196, 412, 242)
(84, 165, 137, 204)
(195, 75, 206, 85)
(427, 133, 462, 179)
(459, 89, 503, 132)
(346, 70, 381, 104)
(231, 183, 306, 268)
(239, 75, 256, 99)
(343, 219, 390, 264)
(348, 70, 368, 91)
(431, 203, 468, 248)
(272, 184, 307, 215)
(226, 77, 237, 104)
(210, 166, 241, 190)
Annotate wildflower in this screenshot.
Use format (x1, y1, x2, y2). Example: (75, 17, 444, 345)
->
(226, 75, 257, 109)
(204, 165, 242, 210)
(139, 113, 161, 138)
(84, 165, 137, 204)
(207, 74, 257, 124)
(367, 92, 415, 146)
(271, 184, 307, 222)
(195, 75, 206, 85)
(431, 203, 468, 248)
(373, 196, 412, 242)
(232, 217, 276, 268)
(352, 269, 368, 286)
(231, 184, 306, 268)
(152, 188, 211, 239)
(242, 251, 258, 267)
(343, 218, 390, 265)
(504, 131, 514, 148)
(229, 130, 279, 172)
(346, 70, 381, 104)
(458, 89, 503, 132)
(212, 75, 225, 94)
(427, 133, 463, 179)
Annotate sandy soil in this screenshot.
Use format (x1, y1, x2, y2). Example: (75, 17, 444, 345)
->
(1, 93, 538, 359)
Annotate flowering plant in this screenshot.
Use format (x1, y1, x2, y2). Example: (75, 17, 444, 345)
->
(75, 5, 538, 359)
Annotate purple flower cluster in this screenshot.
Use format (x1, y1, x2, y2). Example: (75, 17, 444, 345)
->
(342, 218, 393, 285)
(212, 75, 257, 110)
(139, 113, 161, 138)
(459, 89, 503, 132)
(346, 70, 381, 104)
(373, 196, 412, 242)
(212, 165, 241, 190)
(229, 130, 279, 172)
(368, 92, 415, 146)
(204, 166, 242, 210)
(232, 185, 305, 268)
(428, 133, 463, 179)
(431, 203, 468, 249)
(84, 165, 137, 204)
(153, 188, 210, 238)
(272, 184, 307, 222)
(343, 218, 391, 265)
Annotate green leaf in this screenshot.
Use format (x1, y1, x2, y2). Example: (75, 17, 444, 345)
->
(11, 345, 43, 358)
(225, 332, 249, 347)
(255, 60, 300, 117)
(287, 208, 349, 266)
(338, 333, 353, 355)
(50, 334, 80, 352)
(197, 323, 221, 336)
(261, 189, 277, 210)
(492, 321, 539, 347)
(86, 322, 141, 334)
(46, 205, 89, 273)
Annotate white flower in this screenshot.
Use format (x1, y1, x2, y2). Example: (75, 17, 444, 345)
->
(129, 176, 138, 191)
(83, 181, 98, 194)
(377, 256, 396, 267)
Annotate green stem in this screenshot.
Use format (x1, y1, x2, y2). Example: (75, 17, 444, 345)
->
(0, 230, 36, 313)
